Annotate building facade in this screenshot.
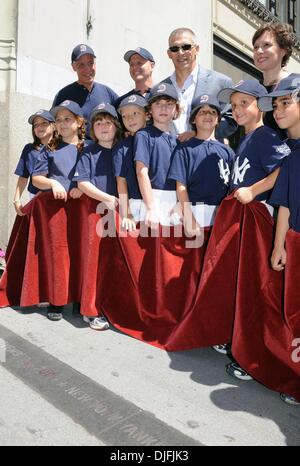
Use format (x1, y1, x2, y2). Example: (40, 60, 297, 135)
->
(0, 0, 300, 247)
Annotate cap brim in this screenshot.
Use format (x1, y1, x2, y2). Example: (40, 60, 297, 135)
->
(258, 90, 296, 112)
(89, 109, 117, 121)
(217, 88, 235, 104)
(73, 52, 96, 62)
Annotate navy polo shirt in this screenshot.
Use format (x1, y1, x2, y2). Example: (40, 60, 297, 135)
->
(230, 126, 290, 201)
(168, 138, 235, 205)
(14, 143, 41, 194)
(134, 125, 178, 191)
(270, 139, 300, 233)
(112, 136, 141, 200)
(73, 142, 117, 196)
(53, 81, 119, 136)
(33, 141, 85, 191)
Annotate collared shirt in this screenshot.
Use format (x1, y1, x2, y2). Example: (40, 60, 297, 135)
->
(229, 126, 290, 202)
(170, 66, 198, 134)
(270, 138, 300, 233)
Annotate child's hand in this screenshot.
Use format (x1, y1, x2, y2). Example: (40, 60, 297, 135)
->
(13, 200, 25, 216)
(121, 217, 136, 232)
(69, 188, 83, 199)
(104, 196, 118, 210)
(271, 246, 287, 271)
(177, 131, 196, 143)
(51, 180, 67, 202)
(145, 207, 159, 229)
(234, 187, 254, 204)
(184, 218, 202, 238)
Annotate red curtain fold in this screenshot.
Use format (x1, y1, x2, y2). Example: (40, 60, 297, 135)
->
(230, 200, 300, 400)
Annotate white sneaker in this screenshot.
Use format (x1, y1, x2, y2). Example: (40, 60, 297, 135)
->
(280, 393, 300, 405)
(212, 344, 230, 355)
(83, 315, 109, 331)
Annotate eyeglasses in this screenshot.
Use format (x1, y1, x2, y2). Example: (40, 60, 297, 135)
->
(169, 44, 195, 53)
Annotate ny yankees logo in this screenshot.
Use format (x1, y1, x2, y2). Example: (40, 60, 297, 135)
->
(232, 156, 251, 184)
(218, 160, 230, 185)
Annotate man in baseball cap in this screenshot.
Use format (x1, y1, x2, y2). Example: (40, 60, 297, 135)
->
(115, 47, 155, 109)
(52, 44, 119, 138)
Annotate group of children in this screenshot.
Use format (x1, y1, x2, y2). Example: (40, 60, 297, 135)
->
(6, 72, 300, 406)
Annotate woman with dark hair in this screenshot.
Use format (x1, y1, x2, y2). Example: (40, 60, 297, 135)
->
(252, 22, 299, 135)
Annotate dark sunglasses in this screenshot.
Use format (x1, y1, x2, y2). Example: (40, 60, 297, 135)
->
(169, 44, 194, 53)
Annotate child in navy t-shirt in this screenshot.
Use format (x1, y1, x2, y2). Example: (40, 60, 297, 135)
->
(13, 110, 56, 215)
(134, 83, 181, 228)
(262, 77, 300, 405)
(113, 94, 148, 230)
(73, 102, 122, 331)
(32, 100, 88, 202)
(214, 79, 290, 370)
(169, 94, 235, 237)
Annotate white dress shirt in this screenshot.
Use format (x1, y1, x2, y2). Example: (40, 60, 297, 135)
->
(170, 66, 198, 134)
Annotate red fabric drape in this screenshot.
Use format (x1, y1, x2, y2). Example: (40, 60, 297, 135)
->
(220, 198, 300, 400)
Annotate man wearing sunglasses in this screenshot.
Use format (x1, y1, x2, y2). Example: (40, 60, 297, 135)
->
(164, 28, 237, 141)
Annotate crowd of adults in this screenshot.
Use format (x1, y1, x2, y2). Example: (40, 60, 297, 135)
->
(51, 23, 297, 144)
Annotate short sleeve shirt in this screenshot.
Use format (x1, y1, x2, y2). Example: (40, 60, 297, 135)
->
(33, 141, 84, 191)
(73, 142, 117, 196)
(14, 143, 41, 194)
(134, 125, 178, 191)
(168, 138, 235, 205)
(270, 139, 300, 233)
(112, 136, 141, 199)
(229, 126, 290, 201)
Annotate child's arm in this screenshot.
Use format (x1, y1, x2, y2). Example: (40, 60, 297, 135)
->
(234, 167, 280, 204)
(32, 175, 68, 202)
(116, 177, 136, 231)
(177, 182, 201, 237)
(271, 206, 290, 271)
(13, 177, 28, 216)
(136, 161, 157, 228)
(77, 181, 118, 209)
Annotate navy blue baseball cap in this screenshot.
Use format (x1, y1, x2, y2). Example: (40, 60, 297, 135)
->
(71, 44, 96, 62)
(148, 82, 178, 103)
(189, 94, 221, 122)
(258, 74, 300, 112)
(117, 94, 147, 112)
(89, 103, 118, 121)
(28, 109, 55, 125)
(218, 79, 267, 104)
(124, 47, 155, 63)
(50, 100, 83, 118)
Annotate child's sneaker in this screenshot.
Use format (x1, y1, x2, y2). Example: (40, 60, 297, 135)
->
(226, 361, 253, 380)
(212, 344, 230, 355)
(280, 393, 300, 405)
(83, 315, 109, 331)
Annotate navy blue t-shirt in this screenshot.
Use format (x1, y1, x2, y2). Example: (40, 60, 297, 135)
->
(112, 136, 141, 200)
(230, 126, 290, 201)
(53, 81, 118, 136)
(270, 139, 300, 233)
(14, 143, 41, 194)
(134, 125, 178, 191)
(33, 141, 85, 191)
(168, 138, 235, 205)
(73, 142, 117, 196)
